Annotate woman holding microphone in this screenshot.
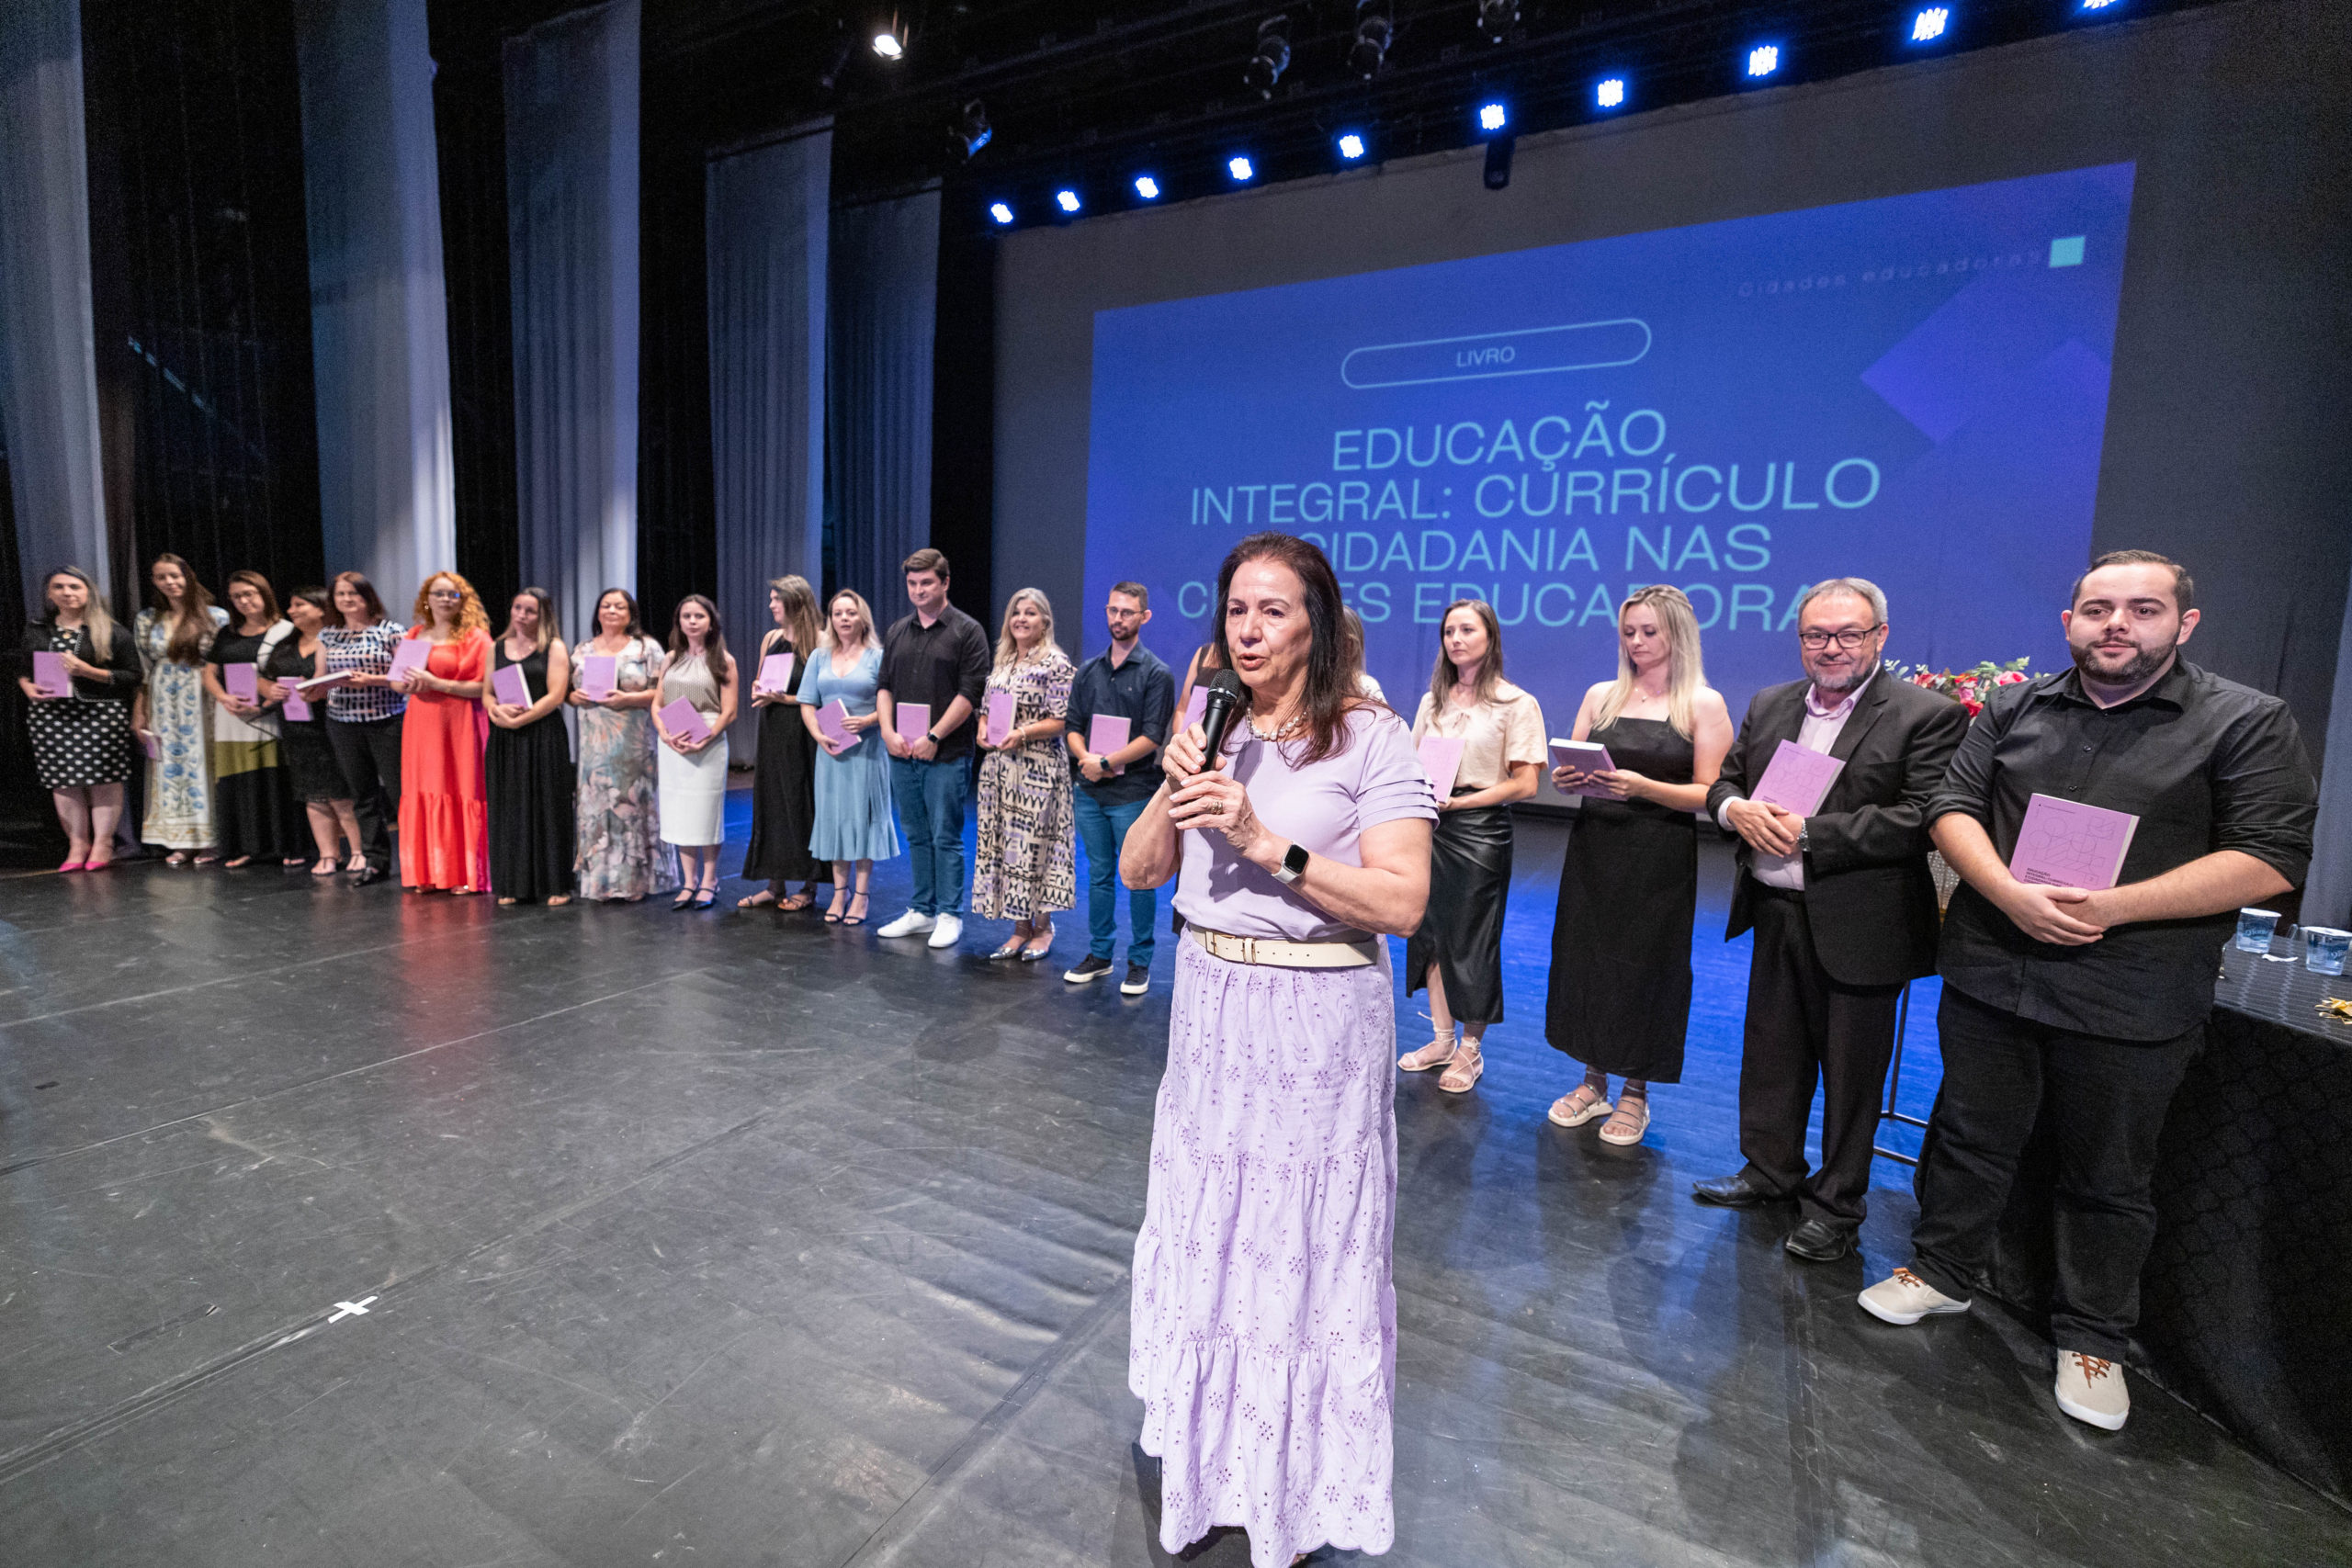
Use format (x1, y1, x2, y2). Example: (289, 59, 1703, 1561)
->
(1544, 585, 1733, 1146)
(1396, 599, 1546, 1094)
(1118, 532, 1433, 1568)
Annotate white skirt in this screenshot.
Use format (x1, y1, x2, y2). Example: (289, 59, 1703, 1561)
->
(656, 733, 729, 846)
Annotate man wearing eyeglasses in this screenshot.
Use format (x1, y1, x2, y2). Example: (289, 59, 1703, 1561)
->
(1695, 578, 1967, 1263)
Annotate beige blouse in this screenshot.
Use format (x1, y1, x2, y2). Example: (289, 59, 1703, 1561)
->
(1408, 681, 1549, 790)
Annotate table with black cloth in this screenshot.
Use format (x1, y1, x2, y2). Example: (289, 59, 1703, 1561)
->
(1973, 941, 2352, 1506)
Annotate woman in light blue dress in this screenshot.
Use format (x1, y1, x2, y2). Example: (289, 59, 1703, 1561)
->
(796, 589, 898, 925)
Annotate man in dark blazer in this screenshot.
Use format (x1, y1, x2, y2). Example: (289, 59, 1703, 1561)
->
(1697, 578, 1967, 1261)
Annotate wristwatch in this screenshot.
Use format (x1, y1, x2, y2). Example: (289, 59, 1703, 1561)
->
(1272, 841, 1309, 886)
(1797, 825, 1811, 856)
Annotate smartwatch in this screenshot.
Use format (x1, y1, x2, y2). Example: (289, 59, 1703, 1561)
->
(1272, 841, 1309, 886)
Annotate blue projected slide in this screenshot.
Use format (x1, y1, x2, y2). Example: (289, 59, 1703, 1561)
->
(1082, 163, 2137, 735)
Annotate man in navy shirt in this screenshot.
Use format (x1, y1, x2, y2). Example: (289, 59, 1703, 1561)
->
(1060, 581, 1174, 995)
(1860, 551, 2315, 1434)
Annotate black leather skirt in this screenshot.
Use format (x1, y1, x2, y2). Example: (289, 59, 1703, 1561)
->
(1404, 796, 1513, 1024)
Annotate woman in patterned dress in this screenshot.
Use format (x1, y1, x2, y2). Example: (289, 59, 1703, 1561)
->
(132, 553, 229, 863)
(970, 587, 1077, 961)
(569, 588, 681, 902)
(17, 566, 140, 871)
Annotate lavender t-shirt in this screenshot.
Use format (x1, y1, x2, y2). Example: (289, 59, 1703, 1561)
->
(1172, 705, 1437, 943)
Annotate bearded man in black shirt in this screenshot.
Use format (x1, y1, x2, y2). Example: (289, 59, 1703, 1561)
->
(1860, 551, 2316, 1434)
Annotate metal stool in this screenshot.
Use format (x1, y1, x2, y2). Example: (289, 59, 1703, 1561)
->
(1872, 980, 1929, 1168)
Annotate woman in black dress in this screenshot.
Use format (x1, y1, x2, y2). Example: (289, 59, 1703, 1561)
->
(1544, 586, 1735, 1146)
(739, 574, 826, 910)
(483, 587, 576, 905)
(264, 586, 367, 875)
(17, 567, 141, 871)
(201, 570, 306, 868)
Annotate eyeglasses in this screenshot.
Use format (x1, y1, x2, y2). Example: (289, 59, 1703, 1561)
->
(1798, 624, 1883, 650)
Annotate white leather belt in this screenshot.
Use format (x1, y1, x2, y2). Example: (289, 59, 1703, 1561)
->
(1187, 924, 1379, 969)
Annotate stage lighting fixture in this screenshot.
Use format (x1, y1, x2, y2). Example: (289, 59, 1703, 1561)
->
(989, 201, 1014, 225)
(1746, 43, 1781, 78)
(1484, 135, 1514, 190)
(1243, 15, 1292, 98)
(1056, 188, 1082, 213)
(1476, 0, 1519, 45)
(1595, 76, 1625, 109)
(1135, 175, 1161, 200)
(872, 27, 904, 59)
(2080, 0, 2121, 7)
(818, 34, 856, 92)
(1349, 0, 1393, 78)
(947, 100, 991, 161)
(1336, 131, 1367, 161)
(1227, 154, 1256, 182)
(1477, 100, 1509, 133)
(1910, 7, 1951, 41)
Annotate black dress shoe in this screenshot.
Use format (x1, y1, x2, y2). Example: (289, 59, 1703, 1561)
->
(1690, 1171, 1789, 1208)
(1783, 1218, 1858, 1262)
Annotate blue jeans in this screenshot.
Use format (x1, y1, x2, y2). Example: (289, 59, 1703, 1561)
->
(891, 754, 971, 916)
(1073, 790, 1155, 966)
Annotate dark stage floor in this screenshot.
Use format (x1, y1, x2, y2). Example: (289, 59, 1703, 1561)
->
(2, 808, 2345, 1567)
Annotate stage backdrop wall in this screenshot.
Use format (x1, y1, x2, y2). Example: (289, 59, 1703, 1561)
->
(994, 2, 2352, 802)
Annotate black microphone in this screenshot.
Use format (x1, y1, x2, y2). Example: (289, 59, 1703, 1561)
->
(1195, 670, 1247, 773)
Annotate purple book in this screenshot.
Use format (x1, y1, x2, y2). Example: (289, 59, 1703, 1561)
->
(756, 651, 795, 694)
(282, 689, 313, 723)
(385, 638, 430, 683)
(1750, 739, 1845, 817)
(660, 696, 711, 746)
(1548, 739, 1619, 798)
(894, 702, 932, 744)
(1088, 714, 1130, 774)
(817, 699, 854, 748)
(224, 662, 258, 703)
(31, 650, 71, 697)
(492, 663, 530, 708)
(2009, 793, 2139, 891)
(1419, 734, 1466, 799)
(986, 690, 1016, 747)
(579, 654, 617, 700)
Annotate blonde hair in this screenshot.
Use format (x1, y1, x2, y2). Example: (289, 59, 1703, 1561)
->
(1593, 584, 1706, 739)
(768, 574, 822, 659)
(820, 589, 881, 653)
(992, 587, 1063, 671)
(45, 567, 115, 655)
(1427, 598, 1505, 711)
(413, 571, 491, 636)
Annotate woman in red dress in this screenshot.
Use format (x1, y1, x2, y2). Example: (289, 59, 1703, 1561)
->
(391, 571, 492, 893)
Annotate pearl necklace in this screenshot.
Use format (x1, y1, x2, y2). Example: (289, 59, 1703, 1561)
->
(1248, 709, 1308, 742)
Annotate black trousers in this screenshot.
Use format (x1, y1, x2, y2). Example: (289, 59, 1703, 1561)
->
(1737, 888, 1905, 1229)
(1908, 986, 2201, 1361)
(327, 715, 403, 872)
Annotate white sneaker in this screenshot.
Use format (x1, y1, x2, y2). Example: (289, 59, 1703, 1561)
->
(927, 913, 963, 949)
(1858, 1268, 1973, 1325)
(2054, 1351, 2130, 1431)
(877, 910, 937, 938)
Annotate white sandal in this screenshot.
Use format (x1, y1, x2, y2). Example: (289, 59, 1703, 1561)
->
(1438, 1042, 1484, 1094)
(1547, 1083, 1614, 1128)
(1598, 1096, 1651, 1145)
(1397, 1039, 1455, 1072)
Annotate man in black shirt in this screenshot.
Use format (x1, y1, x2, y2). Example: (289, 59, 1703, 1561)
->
(1860, 551, 2316, 1434)
(876, 548, 993, 950)
(1060, 581, 1175, 996)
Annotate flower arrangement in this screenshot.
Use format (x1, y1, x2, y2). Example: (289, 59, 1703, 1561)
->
(1892, 657, 2032, 718)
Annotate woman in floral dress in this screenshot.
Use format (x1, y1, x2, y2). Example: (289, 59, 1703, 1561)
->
(568, 587, 681, 901)
(133, 553, 229, 863)
(970, 587, 1077, 961)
